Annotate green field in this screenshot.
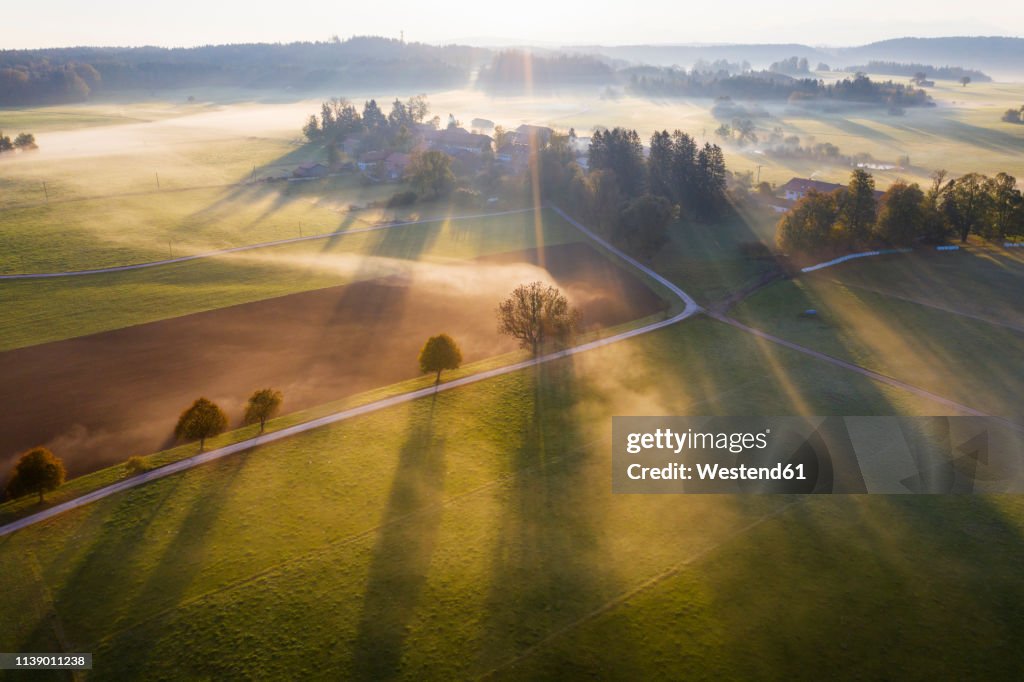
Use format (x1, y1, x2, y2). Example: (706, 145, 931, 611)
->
(7, 316, 1018, 680)
(0, 209, 584, 351)
(3, 88, 1024, 680)
(729, 249, 1024, 419)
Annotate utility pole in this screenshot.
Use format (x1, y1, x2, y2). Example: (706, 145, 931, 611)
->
(42, 181, 48, 203)
(168, 241, 172, 258)
(155, 172, 161, 190)
(756, 165, 762, 184)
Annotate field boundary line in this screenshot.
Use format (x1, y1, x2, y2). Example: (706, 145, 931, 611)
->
(825, 278, 1024, 335)
(479, 498, 804, 679)
(706, 312, 1024, 434)
(0, 207, 700, 537)
(0, 208, 538, 279)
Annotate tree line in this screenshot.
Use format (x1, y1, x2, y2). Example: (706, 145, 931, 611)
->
(626, 70, 932, 109)
(844, 61, 990, 83)
(301, 95, 432, 157)
(0, 39, 483, 106)
(777, 169, 1024, 255)
(3, 280, 582, 506)
(0, 132, 37, 152)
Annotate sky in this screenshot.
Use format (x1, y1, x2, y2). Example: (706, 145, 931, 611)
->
(5, 0, 1021, 49)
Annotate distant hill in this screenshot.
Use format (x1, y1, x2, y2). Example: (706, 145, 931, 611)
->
(565, 37, 1024, 78)
(0, 38, 490, 105)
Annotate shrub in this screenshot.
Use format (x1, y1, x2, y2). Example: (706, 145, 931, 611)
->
(386, 190, 417, 208)
(124, 456, 147, 476)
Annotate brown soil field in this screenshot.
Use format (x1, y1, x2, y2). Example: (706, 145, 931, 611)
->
(0, 242, 663, 479)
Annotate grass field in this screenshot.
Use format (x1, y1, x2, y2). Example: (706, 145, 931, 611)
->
(729, 248, 1024, 419)
(0, 209, 586, 351)
(7, 316, 1018, 680)
(2, 88, 1024, 680)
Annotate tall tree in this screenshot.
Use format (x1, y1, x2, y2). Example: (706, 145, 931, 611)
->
(647, 131, 675, 202)
(243, 389, 283, 433)
(671, 130, 699, 210)
(405, 151, 455, 199)
(875, 181, 925, 246)
(174, 397, 228, 451)
(836, 169, 877, 245)
(418, 334, 463, 383)
(588, 127, 646, 198)
(5, 447, 66, 504)
(617, 194, 675, 258)
(694, 143, 727, 220)
(497, 282, 580, 356)
(362, 99, 387, 129)
(986, 172, 1022, 241)
(776, 190, 839, 253)
(944, 173, 990, 242)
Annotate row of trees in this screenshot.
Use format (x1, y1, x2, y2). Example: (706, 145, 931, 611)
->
(4, 281, 581, 505)
(777, 169, 1024, 255)
(626, 70, 932, 109)
(0, 132, 37, 152)
(302, 95, 432, 156)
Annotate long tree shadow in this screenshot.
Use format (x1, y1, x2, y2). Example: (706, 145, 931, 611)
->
(350, 398, 447, 679)
(16, 469, 191, 650)
(477, 358, 641, 677)
(690, 494, 1024, 679)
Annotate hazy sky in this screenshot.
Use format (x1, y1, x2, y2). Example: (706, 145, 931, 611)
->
(6, 0, 1021, 49)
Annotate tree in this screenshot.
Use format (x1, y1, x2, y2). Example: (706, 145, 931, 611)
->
(1003, 108, 1023, 124)
(5, 447, 65, 503)
(302, 115, 320, 141)
(647, 131, 675, 202)
(985, 172, 1022, 241)
(406, 150, 455, 199)
(875, 181, 925, 246)
(362, 99, 387, 129)
(775, 190, 839, 253)
(617, 194, 675, 258)
(836, 169, 877, 245)
(174, 397, 228, 451)
(497, 282, 580, 356)
(243, 389, 283, 433)
(588, 127, 646, 198)
(418, 334, 463, 383)
(960, 76, 972, 87)
(944, 173, 990, 242)
(921, 169, 953, 243)
(694, 143, 727, 220)
(13, 133, 37, 150)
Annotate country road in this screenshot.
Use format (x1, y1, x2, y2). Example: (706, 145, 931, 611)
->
(3, 205, 1015, 537)
(0, 204, 699, 536)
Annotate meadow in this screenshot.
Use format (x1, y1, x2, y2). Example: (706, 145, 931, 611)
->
(2, 83, 1024, 680)
(0, 209, 587, 351)
(729, 248, 1024, 420)
(7, 314, 1021, 680)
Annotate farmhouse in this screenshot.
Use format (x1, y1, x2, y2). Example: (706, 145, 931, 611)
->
(425, 127, 492, 154)
(513, 124, 553, 146)
(292, 162, 328, 179)
(778, 177, 844, 201)
(384, 152, 410, 180)
(357, 150, 389, 172)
